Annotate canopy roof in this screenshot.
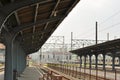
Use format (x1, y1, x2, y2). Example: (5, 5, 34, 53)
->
(70, 39, 120, 57)
(0, 0, 80, 54)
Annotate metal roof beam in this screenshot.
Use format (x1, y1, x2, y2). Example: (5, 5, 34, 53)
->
(23, 39, 42, 44)
(44, 0, 61, 30)
(14, 12, 24, 42)
(14, 12, 20, 25)
(33, 3, 39, 33)
(40, 0, 61, 41)
(13, 15, 64, 33)
(50, 0, 61, 16)
(0, 0, 53, 30)
(22, 30, 49, 38)
(23, 42, 41, 48)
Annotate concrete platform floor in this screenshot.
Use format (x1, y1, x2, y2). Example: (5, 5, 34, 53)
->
(0, 72, 4, 80)
(18, 67, 43, 80)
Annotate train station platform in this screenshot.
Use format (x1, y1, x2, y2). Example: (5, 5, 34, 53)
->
(0, 71, 4, 80)
(17, 65, 81, 80)
(18, 67, 42, 80)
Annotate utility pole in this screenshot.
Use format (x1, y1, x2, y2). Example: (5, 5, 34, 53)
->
(107, 33, 109, 41)
(114, 36, 117, 39)
(96, 22, 98, 45)
(71, 32, 73, 50)
(63, 36, 65, 64)
(40, 47, 42, 63)
(70, 32, 73, 62)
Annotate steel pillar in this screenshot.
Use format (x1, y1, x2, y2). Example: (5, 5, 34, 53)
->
(4, 39, 13, 80)
(95, 54, 98, 69)
(95, 54, 98, 80)
(89, 55, 92, 80)
(103, 54, 106, 70)
(119, 57, 120, 66)
(17, 45, 20, 75)
(12, 40, 19, 80)
(112, 55, 115, 70)
(4, 33, 26, 80)
(17, 45, 26, 75)
(22, 51, 26, 72)
(2, 24, 21, 80)
(89, 55, 92, 69)
(79, 56, 82, 78)
(80, 56, 82, 68)
(83, 55, 87, 79)
(84, 56, 86, 72)
(12, 40, 18, 70)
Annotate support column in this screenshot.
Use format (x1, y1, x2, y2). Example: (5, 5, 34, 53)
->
(95, 54, 98, 69)
(4, 39, 13, 80)
(19, 48, 23, 74)
(103, 54, 106, 70)
(16, 42, 19, 74)
(80, 56, 82, 68)
(17, 45, 26, 75)
(84, 56, 86, 69)
(84, 55, 86, 74)
(89, 55, 92, 69)
(95, 54, 98, 80)
(17, 45, 20, 76)
(12, 40, 20, 80)
(3, 30, 15, 80)
(79, 56, 82, 78)
(83, 55, 86, 79)
(3, 25, 27, 80)
(21, 51, 26, 72)
(17, 44, 23, 75)
(112, 55, 115, 71)
(119, 57, 120, 66)
(89, 54, 92, 80)
(12, 40, 18, 71)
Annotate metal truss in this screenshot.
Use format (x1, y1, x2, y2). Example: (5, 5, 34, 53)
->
(41, 36, 106, 53)
(41, 36, 64, 52)
(72, 39, 106, 50)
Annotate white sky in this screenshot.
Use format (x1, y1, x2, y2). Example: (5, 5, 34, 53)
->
(51, 0, 120, 43)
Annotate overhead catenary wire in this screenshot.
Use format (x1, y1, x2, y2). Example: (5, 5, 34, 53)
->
(76, 26, 95, 38)
(76, 2, 120, 39)
(99, 9, 120, 25)
(99, 22, 120, 32)
(77, 21, 120, 39)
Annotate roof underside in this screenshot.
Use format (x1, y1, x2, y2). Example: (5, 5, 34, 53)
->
(0, 0, 80, 54)
(70, 39, 120, 57)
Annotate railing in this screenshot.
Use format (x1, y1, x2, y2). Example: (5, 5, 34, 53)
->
(42, 71, 65, 80)
(37, 64, 73, 80)
(47, 63, 120, 80)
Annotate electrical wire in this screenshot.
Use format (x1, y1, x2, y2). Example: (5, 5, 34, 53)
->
(99, 22, 120, 32)
(76, 26, 94, 38)
(77, 21, 120, 39)
(76, 1, 120, 39)
(99, 10, 120, 25)
(79, 31, 95, 39)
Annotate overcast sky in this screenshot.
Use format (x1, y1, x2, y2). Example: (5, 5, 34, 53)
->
(51, 0, 120, 43)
